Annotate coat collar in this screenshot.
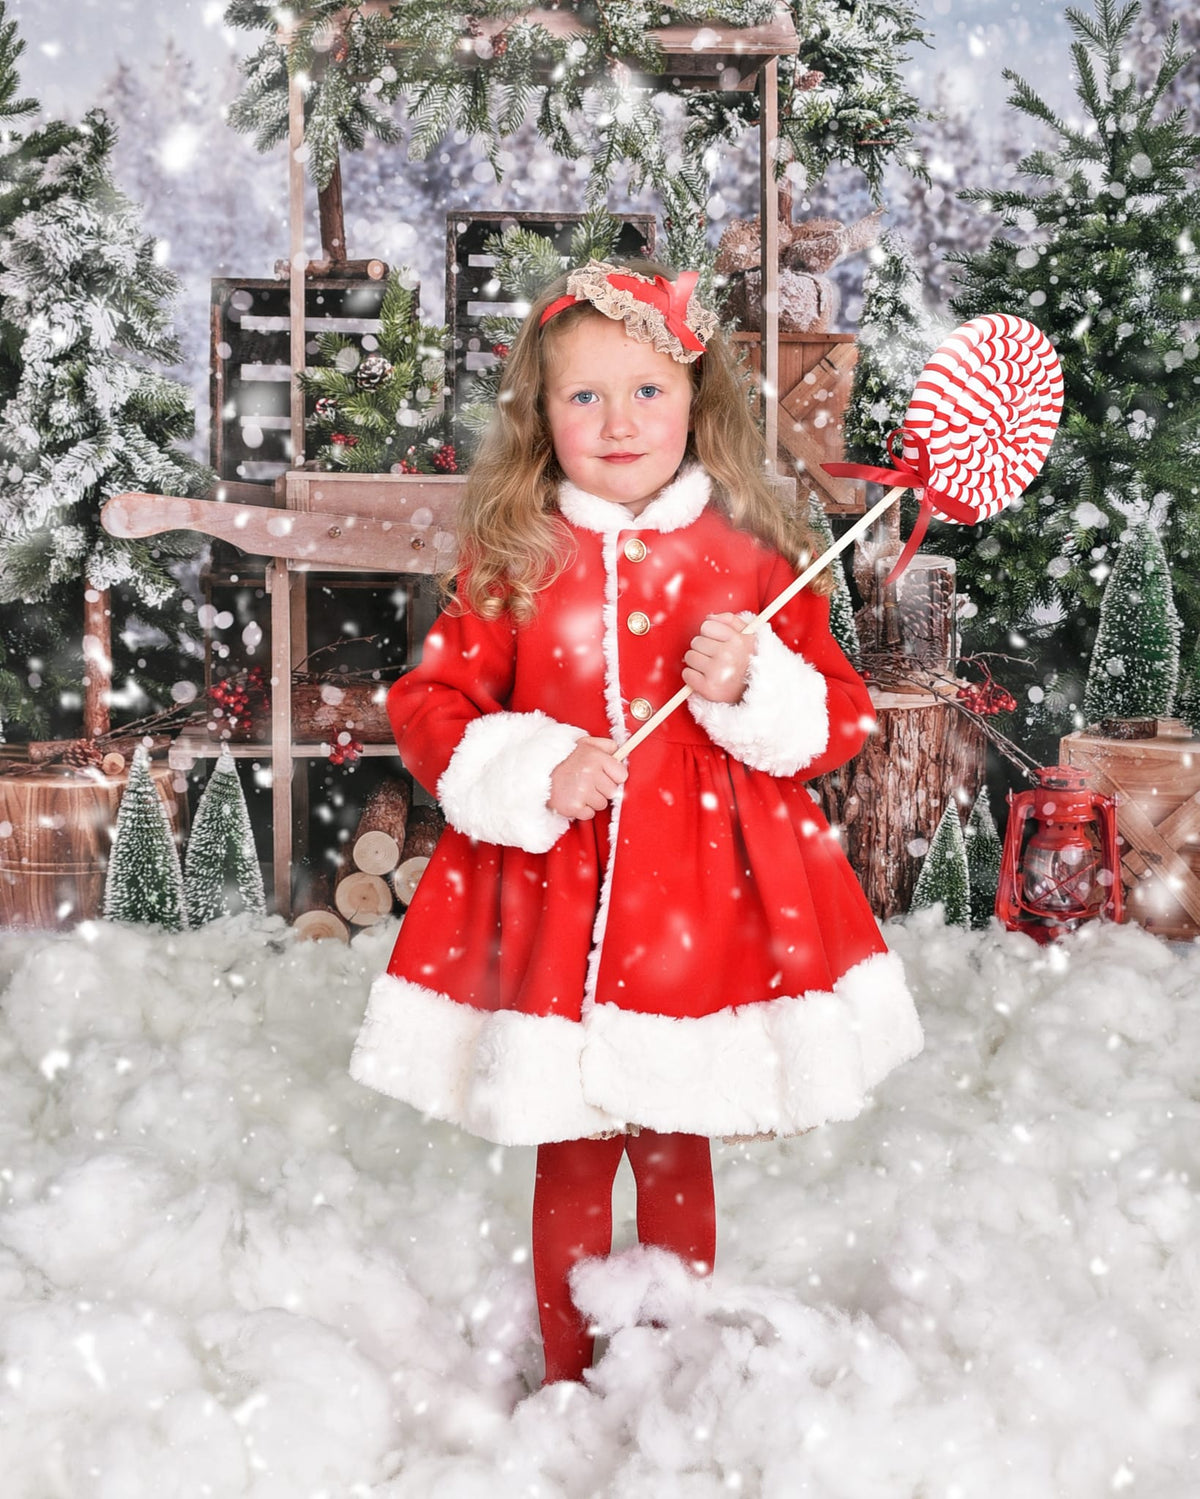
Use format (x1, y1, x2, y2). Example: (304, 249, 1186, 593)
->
(557, 462, 711, 534)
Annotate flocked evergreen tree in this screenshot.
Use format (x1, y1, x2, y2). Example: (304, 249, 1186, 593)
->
(965, 786, 1003, 930)
(0, 53, 213, 738)
(806, 496, 861, 668)
(940, 0, 1199, 758)
(224, 0, 930, 274)
(843, 229, 936, 465)
(103, 746, 187, 931)
(910, 800, 970, 925)
(1175, 639, 1200, 736)
(1082, 518, 1180, 724)
(183, 747, 266, 925)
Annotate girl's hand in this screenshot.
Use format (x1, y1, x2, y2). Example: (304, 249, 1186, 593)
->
(683, 612, 756, 704)
(548, 736, 628, 820)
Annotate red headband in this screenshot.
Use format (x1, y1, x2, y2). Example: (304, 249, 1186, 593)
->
(538, 261, 715, 364)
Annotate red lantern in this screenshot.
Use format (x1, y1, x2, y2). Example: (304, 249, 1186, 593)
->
(995, 766, 1123, 943)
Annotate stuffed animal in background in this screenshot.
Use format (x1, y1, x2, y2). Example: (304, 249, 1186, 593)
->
(716, 207, 883, 332)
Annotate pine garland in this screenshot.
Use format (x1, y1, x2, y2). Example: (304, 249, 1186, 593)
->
(183, 747, 266, 925)
(910, 800, 970, 926)
(103, 746, 187, 931)
(1082, 519, 1180, 724)
(224, 1, 931, 267)
(299, 268, 453, 472)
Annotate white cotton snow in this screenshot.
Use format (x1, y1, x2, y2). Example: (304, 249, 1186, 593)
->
(0, 910, 1198, 1496)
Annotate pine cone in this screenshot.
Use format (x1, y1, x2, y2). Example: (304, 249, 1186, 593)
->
(314, 396, 339, 421)
(355, 354, 394, 390)
(62, 741, 104, 770)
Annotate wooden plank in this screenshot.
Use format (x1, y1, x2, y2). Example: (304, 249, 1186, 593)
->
(1067, 752, 1200, 929)
(288, 66, 306, 469)
(101, 493, 457, 576)
(268, 558, 295, 919)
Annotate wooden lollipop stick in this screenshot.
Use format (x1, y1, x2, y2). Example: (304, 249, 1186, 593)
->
(613, 484, 908, 762)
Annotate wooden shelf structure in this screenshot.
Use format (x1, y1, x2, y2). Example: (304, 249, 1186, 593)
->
(106, 6, 800, 917)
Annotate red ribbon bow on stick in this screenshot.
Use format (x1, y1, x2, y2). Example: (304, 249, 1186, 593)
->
(823, 429, 980, 586)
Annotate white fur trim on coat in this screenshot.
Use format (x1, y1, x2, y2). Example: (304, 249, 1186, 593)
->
(350, 974, 622, 1143)
(558, 462, 711, 535)
(437, 710, 586, 853)
(350, 950, 921, 1146)
(687, 617, 830, 776)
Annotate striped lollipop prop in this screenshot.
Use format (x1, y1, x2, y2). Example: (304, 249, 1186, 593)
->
(614, 314, 1063, 761)
(824, 312, 1064, 583)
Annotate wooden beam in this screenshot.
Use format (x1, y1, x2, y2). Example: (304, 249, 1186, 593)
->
(759, 57, 779, 473)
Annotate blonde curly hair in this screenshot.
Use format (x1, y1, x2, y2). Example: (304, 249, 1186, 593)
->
(452, 257, 834, 621)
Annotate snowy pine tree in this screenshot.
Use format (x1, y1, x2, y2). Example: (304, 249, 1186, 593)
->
(941, 0, 1200, 758)
(104, 747, 187, 931)
(965, 786, 1003, 930)
(183, 748, 265, 926)
(843, 229, 935, 465)
(910, 800, 970, 926)
(0, 108, 210, 607)
(805, 497, 861, 668)
(1082, 519, 1180, 725)
(1175, 639, 1200, 736)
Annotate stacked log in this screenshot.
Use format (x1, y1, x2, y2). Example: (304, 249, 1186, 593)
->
(392, 804, 445, 906)
(293, 775, 444, 937)
(292, 869, 350, 943)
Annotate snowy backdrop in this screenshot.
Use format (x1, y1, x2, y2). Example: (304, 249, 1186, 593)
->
(1, 912, 1197, 1495)
(5, 0, 1093, 461)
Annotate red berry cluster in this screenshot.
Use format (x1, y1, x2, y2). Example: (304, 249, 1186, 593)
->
(328, 736, 364, 767)
(433, 443, 458, 473)
(209, 666, 267, 729)
(956, 679, 1017, 716)
(331, 432, 360, 447)
(491, 343, 510, 359)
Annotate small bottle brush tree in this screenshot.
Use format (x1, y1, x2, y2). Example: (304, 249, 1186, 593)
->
(103, 746, 187, 931)
(183, 747, 266, 925)
(1082, 519, 1180, 728)
(965, 786, 1003, 930)
(940, 0, 1200, 758)
(910, 800, 971, 927)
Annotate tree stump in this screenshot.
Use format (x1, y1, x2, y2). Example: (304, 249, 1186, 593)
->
(813, 687, 987, 921)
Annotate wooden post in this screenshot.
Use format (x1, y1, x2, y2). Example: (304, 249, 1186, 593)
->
(759, 57, 780, 473)
(268, 558, 295, 919)
(82, 585, 111, 739)
(288, 62, 306, 468)
(318, 151, 347, 264)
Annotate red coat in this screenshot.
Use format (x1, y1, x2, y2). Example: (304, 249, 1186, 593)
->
(350, 465, 920, 1144)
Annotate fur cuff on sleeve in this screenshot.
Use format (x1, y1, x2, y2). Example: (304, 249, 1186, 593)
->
(437, 710, 586, 853)
(687, 619, 829, 776)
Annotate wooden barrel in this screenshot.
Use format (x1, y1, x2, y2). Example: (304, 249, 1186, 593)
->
(0, 763, 188, 930)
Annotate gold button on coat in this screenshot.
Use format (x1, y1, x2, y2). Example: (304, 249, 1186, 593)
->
(630, 697, 653, 721)
(623, 537, 647, 562)
(627, 611, 651, 635)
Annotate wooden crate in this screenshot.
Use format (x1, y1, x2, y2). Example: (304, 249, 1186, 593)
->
(731, 333, 863, 515)
(210, 273, 390, 485)
(1061, 722, 1200, 941)
(445, 210, 656, 440)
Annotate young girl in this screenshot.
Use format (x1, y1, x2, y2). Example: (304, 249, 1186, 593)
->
(350, 258, 922, 1386)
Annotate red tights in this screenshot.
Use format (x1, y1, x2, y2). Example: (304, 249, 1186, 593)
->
(532, 1130, 715, 1384)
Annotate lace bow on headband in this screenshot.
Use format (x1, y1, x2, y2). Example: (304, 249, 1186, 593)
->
(539, 259, 718, 364)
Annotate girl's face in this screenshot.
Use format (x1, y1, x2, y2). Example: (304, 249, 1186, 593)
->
(542, 313, 693, 516)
